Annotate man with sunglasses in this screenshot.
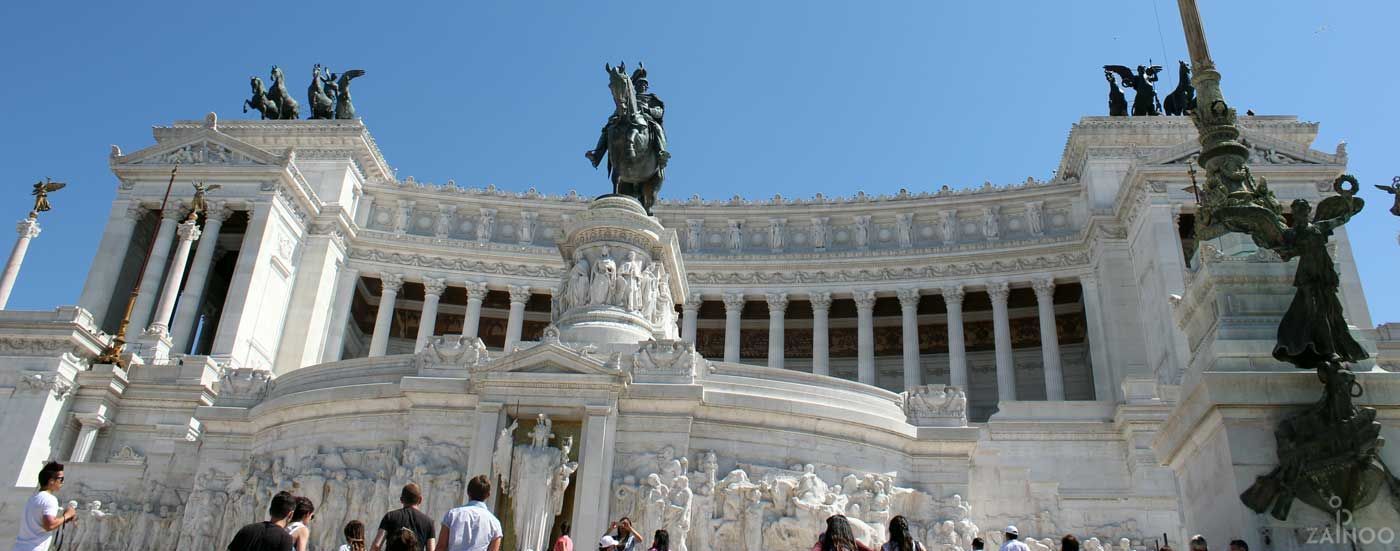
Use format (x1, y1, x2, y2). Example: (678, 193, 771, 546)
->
(12, 461, 76, 551)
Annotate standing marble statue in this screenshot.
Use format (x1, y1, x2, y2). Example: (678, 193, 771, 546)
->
(590, 247, 618, 306)
(498, 414, 575, 551)
(618, 251, 644, 310)
(551, 437, 579, 515)
(561, 250, 591, 312)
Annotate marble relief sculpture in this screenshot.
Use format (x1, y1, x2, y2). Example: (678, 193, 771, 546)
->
(553, 244, 676, 329)
(903, 385, 969, 426)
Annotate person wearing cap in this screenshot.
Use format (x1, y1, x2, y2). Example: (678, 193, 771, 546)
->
(999, 526, 1030, 551)
(1189, 535, 1208, 551)
(598, 535, 619, 551)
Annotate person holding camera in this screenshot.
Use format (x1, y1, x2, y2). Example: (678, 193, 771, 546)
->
(11, 461, 76, 551)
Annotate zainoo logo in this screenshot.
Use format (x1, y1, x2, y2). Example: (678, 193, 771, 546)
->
(1304, 495, 1396, 545)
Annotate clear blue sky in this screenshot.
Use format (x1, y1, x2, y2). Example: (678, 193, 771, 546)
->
(1, 1, 1396, 324)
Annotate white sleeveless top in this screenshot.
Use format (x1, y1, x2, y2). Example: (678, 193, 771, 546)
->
(287, 521, 307, 551)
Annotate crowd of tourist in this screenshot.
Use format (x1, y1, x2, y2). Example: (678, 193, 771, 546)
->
(10, 461, 1253, 551)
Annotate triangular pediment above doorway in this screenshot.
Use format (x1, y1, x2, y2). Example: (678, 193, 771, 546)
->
(471, 342, 628, 381)
(113, 128, 281, 167)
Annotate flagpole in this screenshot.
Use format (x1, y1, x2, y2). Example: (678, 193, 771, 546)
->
(95, 166, 180, 367)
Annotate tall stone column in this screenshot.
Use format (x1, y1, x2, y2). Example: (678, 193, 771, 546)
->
(765, 292, 788, 369)
(0, 218, 41, 310)
(146, 218, 201, 337)
(809, 292, 832, 376)
(461, 280, 487, 340)
(127, 207, 185, 338)
(320, 267, 361, 362)
(68, 411, 110, 463)
(942, 285, 968, 389)
(171, 205, 230, 353)
(897, 288, 922, 389)
(722, 293, 745, 363)
(681, 293, 701, 344)
(988, 281, 1017, 402)
(575, 405, 616, 546)
(1079, 274, 1114, 401)
(368, 273, 403, 357)
(78, 202, 144, 325)
(1033, 277, 1065, 401)
(503, 285, 530, 353)
(415, 277, 447, 353)
(854, 289, 877, 385)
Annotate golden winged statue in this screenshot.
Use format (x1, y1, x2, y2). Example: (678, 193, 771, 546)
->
(30, 179, 66, 217)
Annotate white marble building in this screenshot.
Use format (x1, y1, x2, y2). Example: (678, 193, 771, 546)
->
(1, 113, 1396, 551)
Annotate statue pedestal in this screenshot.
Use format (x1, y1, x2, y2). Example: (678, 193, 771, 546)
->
(552, 195, 686, 346)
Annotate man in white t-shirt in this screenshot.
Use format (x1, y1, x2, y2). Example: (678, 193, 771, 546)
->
(12, 461, 76, 551)
(436, 475, 502, 551)
(999, 526, 1030, 551)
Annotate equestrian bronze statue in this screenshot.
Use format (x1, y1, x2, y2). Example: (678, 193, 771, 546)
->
(585, 63, 669, 215)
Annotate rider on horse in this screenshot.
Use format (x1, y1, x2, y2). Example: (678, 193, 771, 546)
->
(587, 67, 670, 170)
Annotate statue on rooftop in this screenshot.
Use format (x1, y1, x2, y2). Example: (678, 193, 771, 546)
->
(308, 64, 336, 119)
(1103, 64, 1163, 116)
(266, 65, 301, 120)
(1104, 70, 1128, 117)
(242, 76, 279, 120)
(333, 69, 366, 119)
(585, 62, 669, 215)
(1162, 61, 1196, 116)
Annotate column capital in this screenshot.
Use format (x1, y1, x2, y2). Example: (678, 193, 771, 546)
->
(683, 292, 703, 311)
(423, 277, 448, 297)
(896, 288, 921, 309)
(205, 202, 234, 222)
(380, 273, 405, 293)
(15, 218, 40, 239)
(123, 203, 148, 221)
(722, 292, 746, 312)
(160, 206, 188, 221)
(1079, 273, 1099, 287)
(940, 284, 965, 306)
(765, 292, 789, 313)
(508, 285, 532, 304)
(853, 289, 878, 310)
(74, 410, 111, 428)
(175, 219, 202, 241)
(808, 291, 833, 311)
(986, 280, 1011, 303)
(464, 280, 489, 300)
(1032, 277, 1056, 300)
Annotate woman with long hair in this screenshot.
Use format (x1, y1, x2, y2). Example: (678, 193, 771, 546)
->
(385, 527, 419, 551)
(287, 496, 315, 551)
(812, 514, 874, 551)
(339, 520, 366, 551)
(648, 529, 670, 551)
(881, 516, 925, 551)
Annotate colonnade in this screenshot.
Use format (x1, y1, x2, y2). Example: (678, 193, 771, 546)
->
(359, 273, 529, 358)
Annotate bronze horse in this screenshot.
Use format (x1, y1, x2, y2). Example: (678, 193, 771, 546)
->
(242, 76, 279, 120)
(267, 65, 300, 120)
(1163, 61, 1196, 116)
(590, 63, 665, 214)
(307, 64, 336, 119)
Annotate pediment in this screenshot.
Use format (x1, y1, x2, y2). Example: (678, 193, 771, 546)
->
(1146, 128, 1336, 167)
(471, 342, 626, 380)
(113, 129, 281, 167)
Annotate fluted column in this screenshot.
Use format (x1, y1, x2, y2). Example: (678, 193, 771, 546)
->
(765, 292, 788, 369)
(897, 288, 922, 389)
(461, 281, 488, 339)
(682, 293, 701, 344)
(127, 208, 185, 338)
(415, 277, 447, 353)
(1080, 274, 1114, 401)
(320, 267, 360, 362)
(68, 412, 110, 463)
(368, 273, 403, 357)
(810, 292, 832, 376)
(988, 281, 1016, 402)
(722, 293, 745, 363)
(942, 285, 968, 389)
(0, 218, 41, 309)
(146, 218, 201, 337)
(854, 289, 877, 385)
(1034, 278, 1065, 401)
(503, 285, 530, 353)
(171, 205, 230, 353)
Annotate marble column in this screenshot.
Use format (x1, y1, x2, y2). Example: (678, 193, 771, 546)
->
(171, 205, 230, 353)
(854, 289, 877, 385)
(765, 292, 788, 369)
(575, 405, 615, 546)
(415, 277, 447, 353)
(503, 285, 530, 353)
(988, 281, 1016, 402)
(809, 292, 832, 377)
(941, 285, 968, 389)
(0, 218, 41, 309)
(146, 218, 201, 337)
(68, 412, 110, 463)
(461, 281, 488, 340)
(77, 202, 144, 325)
(681, 293, 701, 344)
(722, 293, 745, 363)
(1080, 274, 1114, 401)
(127, 207, 185, 338)
(465, 402, 504, 496)
(320, 267, 360, 362)
(1033, 278, 1065, 401)
(368, 273, 403, 357)
(897, 288, 922, 389)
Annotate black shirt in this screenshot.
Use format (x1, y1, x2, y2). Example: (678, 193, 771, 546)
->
(227, 521, 294, 551)
(379, 507, 435, 550)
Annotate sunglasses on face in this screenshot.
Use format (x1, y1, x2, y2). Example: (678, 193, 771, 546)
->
(54, 477, 64, 482)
